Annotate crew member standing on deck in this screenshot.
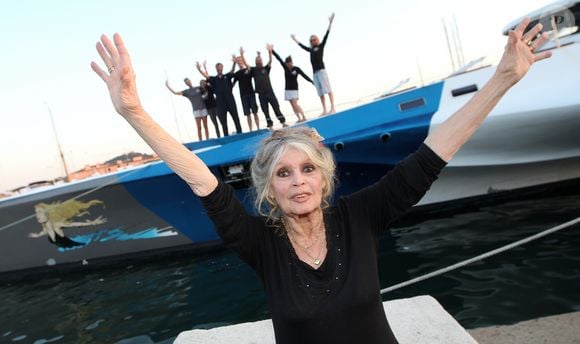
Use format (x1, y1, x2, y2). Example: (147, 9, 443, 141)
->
(270, 45, 313, 123)
(292, 12, 336, 116)
(196, 59, 242, 136)
(240, 46, 287, 129)
(233, 56, 261, 131)
(92, 17, 551, 344)
(200, 79, 222, 138)
(165, 78, 209, 141)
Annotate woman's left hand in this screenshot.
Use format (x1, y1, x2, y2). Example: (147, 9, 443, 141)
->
(495, 17, 552, 86)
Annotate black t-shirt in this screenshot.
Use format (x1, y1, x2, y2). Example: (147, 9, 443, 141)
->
(233, 68, 255, 96)
(200, 144, 447, 344)
(298, 29, 330, 73)
(249, 65, 273, 94)
(272, 50, 313, 91)
(208, 73, 235, 98)
(201, 84, 216, 109)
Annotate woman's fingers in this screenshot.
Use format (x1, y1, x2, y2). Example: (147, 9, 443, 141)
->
(514, 17, 531, 38)
(90, 61, 109, 83)
(522, 23, 543, 45)
(96, 41, 113, 70)
(534, 50, 552, 62)
(101, 34, 120, 67)
(113, 33, 131, 67)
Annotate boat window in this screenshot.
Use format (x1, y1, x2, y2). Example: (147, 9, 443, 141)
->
(451, 84, 478, 97)
(398, 98, 426, 111)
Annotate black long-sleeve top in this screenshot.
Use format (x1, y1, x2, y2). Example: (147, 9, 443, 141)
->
(200, 144, 447, 344)
(272, 50, 314, 91)
(298, 29, 330, 73)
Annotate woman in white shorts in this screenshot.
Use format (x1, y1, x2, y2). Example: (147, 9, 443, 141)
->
(271, 46, 314, 123)
(166, 78, 209, 141)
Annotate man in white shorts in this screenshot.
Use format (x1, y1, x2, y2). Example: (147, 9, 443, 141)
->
(291, 12, 336, 115)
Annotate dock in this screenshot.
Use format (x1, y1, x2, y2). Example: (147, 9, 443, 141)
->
(175, 295, 478, 343)
(468, 311, 580, 344)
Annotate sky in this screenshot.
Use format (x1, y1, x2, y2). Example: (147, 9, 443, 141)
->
(0, 0, 552, 192)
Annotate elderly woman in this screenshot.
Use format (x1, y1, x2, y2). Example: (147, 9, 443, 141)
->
(91, 18, 550, 344)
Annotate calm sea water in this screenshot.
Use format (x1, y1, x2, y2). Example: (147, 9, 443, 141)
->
(1, 184, 579, 343)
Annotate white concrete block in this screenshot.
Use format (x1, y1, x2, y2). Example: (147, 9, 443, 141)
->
(174, 295, 478, 344)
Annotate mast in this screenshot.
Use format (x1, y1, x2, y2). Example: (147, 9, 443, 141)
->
(442, 19, 456, 72)
(46, 103, 70, 182)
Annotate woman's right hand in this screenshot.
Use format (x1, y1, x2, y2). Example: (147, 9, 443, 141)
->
(91, 33, 143, 118)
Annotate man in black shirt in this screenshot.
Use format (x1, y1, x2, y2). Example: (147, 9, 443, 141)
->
(233, 57, 260, 131)
(240, 46, 287, 129)
(196, 60, 243, 136)
(292, 12, 336, 115)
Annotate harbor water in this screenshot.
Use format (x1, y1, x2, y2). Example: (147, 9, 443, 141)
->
(1, 183, 579, 343)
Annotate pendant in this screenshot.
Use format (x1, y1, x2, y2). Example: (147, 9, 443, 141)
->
(314, 259, 321, 265)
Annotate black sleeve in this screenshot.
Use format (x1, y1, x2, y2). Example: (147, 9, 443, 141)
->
(296, 67, 313, 84)
(320, 29, 330, 47)
(340, 144, 447, 233)
(298, 42, 311, 52)
(199, 179, 265, 268)
(272, 50, 287, 70)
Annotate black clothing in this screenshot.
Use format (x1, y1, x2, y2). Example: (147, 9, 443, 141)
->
(298, 29, 330, 73)
(272, 50, 313, 91)
(250, 65, 274, 95)
(201, 84, 221, 137)
(233, 69, 255, 96)
(201, 85, 217, 109)
(208, 73, 242, 135)
(249, 65, 285, 126)
(200, 144, 447, 344)
(258, 92, 285, 127)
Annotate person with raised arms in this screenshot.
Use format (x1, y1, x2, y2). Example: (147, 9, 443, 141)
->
(269, 44, 313, 123)
(291, 12, 336, 115)
(91, 18, 550, 343)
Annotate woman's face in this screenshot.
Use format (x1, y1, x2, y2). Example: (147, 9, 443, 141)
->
(270, 147, 325, 217)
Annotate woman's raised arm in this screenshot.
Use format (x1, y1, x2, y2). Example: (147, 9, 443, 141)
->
(90, 33, 218, 196)
(424, 18, 552, 162)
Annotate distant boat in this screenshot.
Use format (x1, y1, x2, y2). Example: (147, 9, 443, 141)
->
(1, 0, 579, 276)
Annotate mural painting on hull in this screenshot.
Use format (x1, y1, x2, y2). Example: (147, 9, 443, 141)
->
(29, 199, 179, 251)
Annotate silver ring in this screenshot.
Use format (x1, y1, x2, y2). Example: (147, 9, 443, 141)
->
(108, 65, 116, 73)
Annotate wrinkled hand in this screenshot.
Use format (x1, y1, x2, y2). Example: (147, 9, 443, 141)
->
(239, 46, 245, 55)
(91, 33, 143, 118)
(496, 17, 551, 86)
(266, 44, 273, 52)
(195, 61, 201, 69)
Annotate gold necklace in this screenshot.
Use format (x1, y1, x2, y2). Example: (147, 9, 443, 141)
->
(283, 217, 325, 266)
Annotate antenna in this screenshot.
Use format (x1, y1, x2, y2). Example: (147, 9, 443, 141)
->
(452, 15, 465, 67)
(442, 19, 456, 72)
(46, 102, 70, 182)
(165, 70, 184, 142)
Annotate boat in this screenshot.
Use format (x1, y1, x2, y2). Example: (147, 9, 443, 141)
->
(1, 1, 579, 276)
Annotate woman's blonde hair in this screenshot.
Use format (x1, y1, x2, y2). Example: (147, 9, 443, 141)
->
(250, 126, 336, 225)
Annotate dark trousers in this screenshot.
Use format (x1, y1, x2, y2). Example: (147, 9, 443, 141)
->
(216, 95, 242, 135)
(258, 92, 286, 127)
(207, 107, 221, 138)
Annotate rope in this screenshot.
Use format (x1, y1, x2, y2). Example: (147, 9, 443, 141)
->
(0, 165, 151, 233)
(380, 216, 580, 294)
